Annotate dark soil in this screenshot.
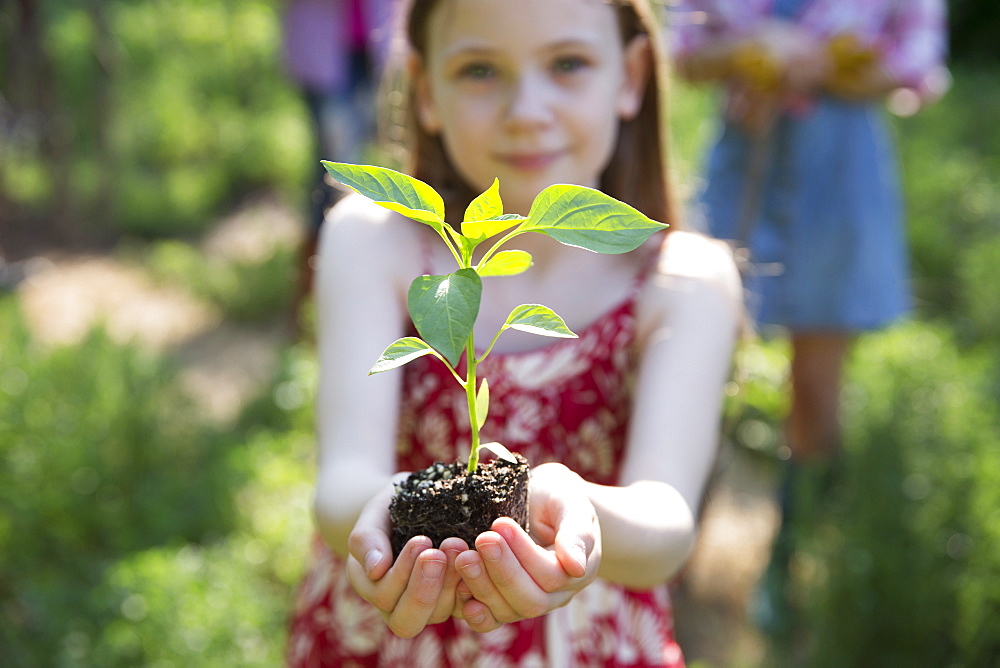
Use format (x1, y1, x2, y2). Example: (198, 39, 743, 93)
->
(389, 453, 530, 557)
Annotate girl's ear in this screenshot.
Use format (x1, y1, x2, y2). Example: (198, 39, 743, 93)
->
(617, 34, 652, 120)
(411, 55, 442, 134)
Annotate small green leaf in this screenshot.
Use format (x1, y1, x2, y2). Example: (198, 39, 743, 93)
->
(477, 250, 533, 277)
(407, 269, 482, 367)
(479, 441, 517, 463)
(369, 337, 442, 375)
(461, 215, 525, 241)
(464, 177, 504, 222)
(521, 184, 667, 254)
(321, 161, 446, 230)
(475, 378, 490, 431)
(503, 304, 578, 338)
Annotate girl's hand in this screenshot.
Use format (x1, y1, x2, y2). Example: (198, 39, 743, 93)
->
(454, 463, 601, 633)
(345, 478, 469, 638)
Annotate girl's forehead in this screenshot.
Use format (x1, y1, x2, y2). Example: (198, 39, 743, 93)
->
(428, 0, 621, 52)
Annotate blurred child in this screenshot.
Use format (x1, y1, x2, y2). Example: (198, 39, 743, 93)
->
(671, 0, 949, 634)
(281, 0, 397, 326)
(287, 0, 742, 664)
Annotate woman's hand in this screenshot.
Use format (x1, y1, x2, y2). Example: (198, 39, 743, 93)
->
(454, 463, 602, 633)
(345, 477, 469, 638)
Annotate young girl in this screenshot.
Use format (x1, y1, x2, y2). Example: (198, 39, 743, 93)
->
(287, 0, 742, 665)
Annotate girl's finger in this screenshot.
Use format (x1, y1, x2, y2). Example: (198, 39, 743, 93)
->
(490, 518, 569, 590)
(472, 531, 550, 621)
(366, 536, 432, 613)
(461, 596, 503, 634)
(429, 537, 467, 623)
(455, 544, 520, 623)
(386, 547, 448, 638)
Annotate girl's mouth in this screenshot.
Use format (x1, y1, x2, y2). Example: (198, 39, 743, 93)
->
(498, 151, 563, 171)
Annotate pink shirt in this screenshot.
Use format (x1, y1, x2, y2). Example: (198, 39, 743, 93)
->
(669, 0, 949, 99)
(282, 0, 396, 92)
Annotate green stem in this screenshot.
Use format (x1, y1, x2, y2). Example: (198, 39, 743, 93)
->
(476, 228, 526, 269)
(465, 332, 480, 473)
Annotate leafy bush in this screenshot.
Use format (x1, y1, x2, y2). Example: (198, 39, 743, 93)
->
(143, 239, 297, 323)
(800, 322, 1000, 667)
(0, 297, 316, 665)
(1, 0, 312, 238)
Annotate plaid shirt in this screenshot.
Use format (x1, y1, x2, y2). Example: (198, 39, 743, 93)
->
(669, 0, 948, 98)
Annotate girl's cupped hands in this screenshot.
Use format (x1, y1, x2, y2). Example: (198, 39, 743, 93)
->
(346, 476, 471, 638)
(454, 463, 602, 633)
(346, 463, 601, 636)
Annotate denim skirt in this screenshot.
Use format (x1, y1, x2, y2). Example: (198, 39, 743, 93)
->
(696, 97, 910, 332)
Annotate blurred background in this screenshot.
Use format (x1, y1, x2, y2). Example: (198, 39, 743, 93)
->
(1, 1, 997, 665)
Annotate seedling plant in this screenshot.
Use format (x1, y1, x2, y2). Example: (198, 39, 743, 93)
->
(321, 161, 667, 474)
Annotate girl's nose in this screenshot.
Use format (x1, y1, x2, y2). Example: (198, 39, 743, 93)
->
(504, 72, 554, 131)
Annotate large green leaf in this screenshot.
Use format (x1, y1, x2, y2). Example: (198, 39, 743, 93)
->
(521, 184, 667, 254)
(369, 337, 442, 375)
(477, 250, 533, 277)
(464, 177, 504, 222)
(502, 304, 577, 338)
(321, 161, 446, 230)
(407, 269, 482, 366)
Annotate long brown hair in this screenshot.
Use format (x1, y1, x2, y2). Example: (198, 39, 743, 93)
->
(379, 0, 679, 230)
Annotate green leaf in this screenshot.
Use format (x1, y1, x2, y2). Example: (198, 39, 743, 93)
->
(479, 441, 517, 463)
(464, 177, 504, 222)
(407, 269, 482, 367)
(477, 250, 533, 277)
(461, 215, 525, 241)
(521, 184, 667, 254)
(475, 378, 490, 431)
(369, 337, 442, 375)
(502, 304, 577, 338)
(321, 161, 446, 230)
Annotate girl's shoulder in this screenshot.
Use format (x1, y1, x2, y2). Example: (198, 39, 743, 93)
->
(655, 230, 741, 289)
(318, 192, 427, 280)
(638, 230, 744, 333)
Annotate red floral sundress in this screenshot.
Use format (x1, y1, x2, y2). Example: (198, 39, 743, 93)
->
(287, 247, 685, 667)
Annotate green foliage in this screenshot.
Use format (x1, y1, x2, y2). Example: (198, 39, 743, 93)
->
(1, 0, 311, 237)
(143, 238, 296, 322)
(0, 297, 315, 665)
(321, 162, 667, 471)
(801, 323, 1000, 666)
(896, 67, 1000, 329)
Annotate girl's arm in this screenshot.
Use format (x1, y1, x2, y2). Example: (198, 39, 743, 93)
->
(593, 231, 742, 588)
(313, 194, 472, 636)
(454, 233, 742, 629)
(311, 194, 409, 557)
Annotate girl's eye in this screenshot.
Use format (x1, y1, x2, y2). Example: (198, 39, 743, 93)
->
(552, 56, 588, 74)
(459, 62, 497, 80)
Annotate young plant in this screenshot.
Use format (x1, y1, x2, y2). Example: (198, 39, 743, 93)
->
(322, 162, 667, 473)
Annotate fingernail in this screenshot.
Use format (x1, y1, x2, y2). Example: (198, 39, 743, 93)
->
(468, 610, 486, 625)
(421, 559, 446, 579)
(573, 546, 587, 572)
(364, 549, 382, 575)
(480, 541, 502, 562)
(460, 561, 482, 579)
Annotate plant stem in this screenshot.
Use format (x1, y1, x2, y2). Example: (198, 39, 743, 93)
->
(465, 332, 480, 473)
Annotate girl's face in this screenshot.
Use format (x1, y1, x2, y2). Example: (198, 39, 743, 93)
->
(415, 0, 649, 215)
